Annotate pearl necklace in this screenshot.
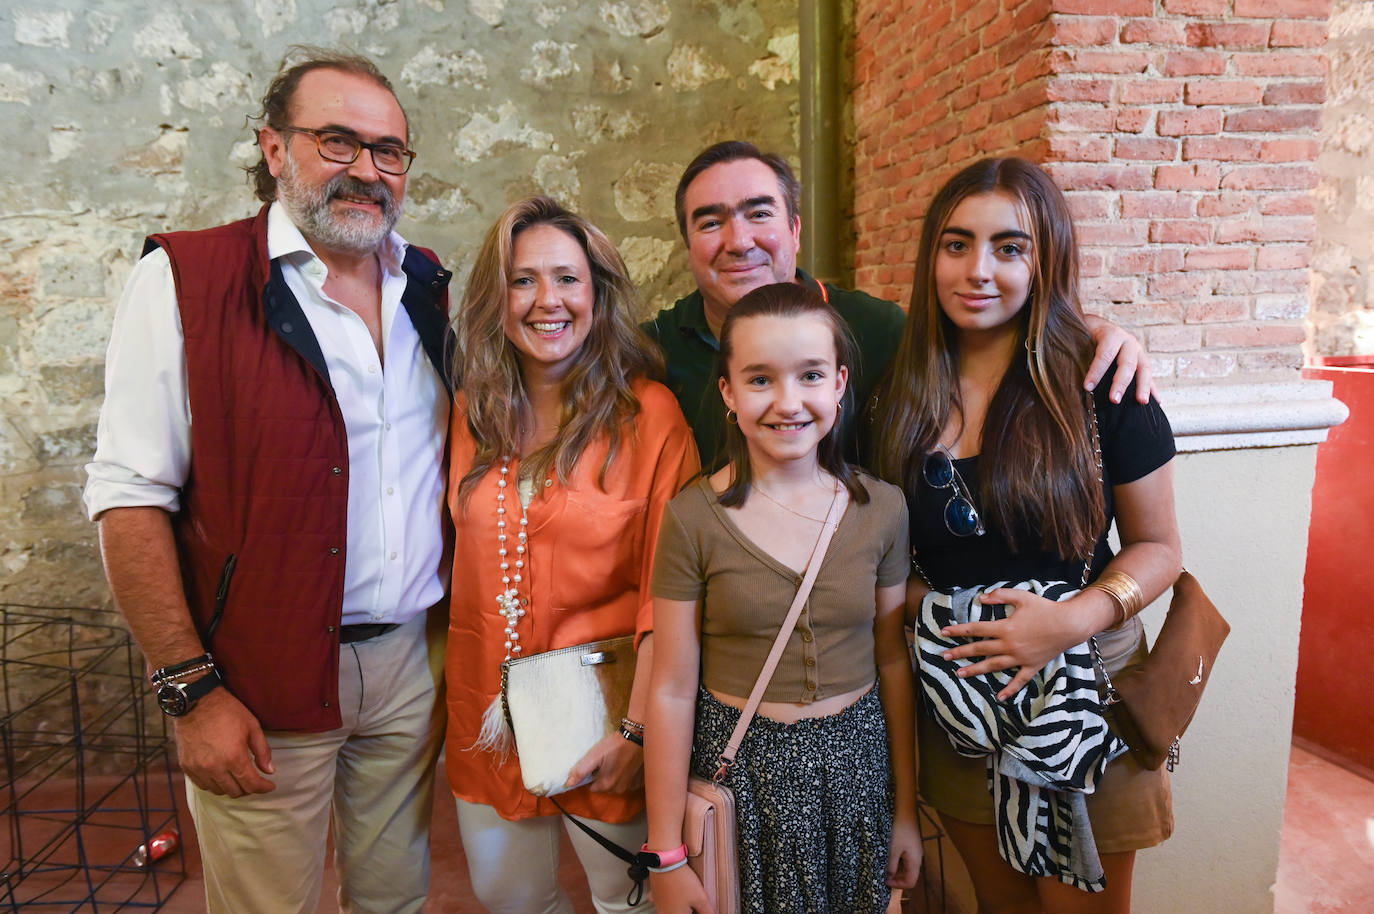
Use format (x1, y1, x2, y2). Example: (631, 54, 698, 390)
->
(495, 457, 528, 659)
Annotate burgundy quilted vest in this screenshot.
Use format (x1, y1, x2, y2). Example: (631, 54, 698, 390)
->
(145, 205, 451, 730)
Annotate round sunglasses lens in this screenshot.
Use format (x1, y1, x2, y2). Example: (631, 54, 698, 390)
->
(944, 497, 980, 537)
(923, 452, 954, 488)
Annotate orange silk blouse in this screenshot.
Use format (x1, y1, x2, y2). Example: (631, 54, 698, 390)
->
(444, 378, 699, 822)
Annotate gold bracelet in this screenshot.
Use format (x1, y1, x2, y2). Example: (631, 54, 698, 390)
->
(1086, 570, 1145, 627)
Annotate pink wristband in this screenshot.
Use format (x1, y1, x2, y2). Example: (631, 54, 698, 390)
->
(640, 842, 687, 869)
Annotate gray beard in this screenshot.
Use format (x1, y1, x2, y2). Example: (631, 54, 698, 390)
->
(277, 156, 403, 256)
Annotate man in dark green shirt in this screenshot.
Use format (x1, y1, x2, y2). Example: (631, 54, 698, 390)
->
(641, 141, 1149, 467)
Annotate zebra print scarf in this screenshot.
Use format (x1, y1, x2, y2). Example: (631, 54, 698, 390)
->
(916, 581, 1126, 892)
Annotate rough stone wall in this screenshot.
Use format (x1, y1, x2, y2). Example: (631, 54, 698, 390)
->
(0, 0, 799, 608)
(851, 0, 1328, 384)
(1310, 0, 1374, 356)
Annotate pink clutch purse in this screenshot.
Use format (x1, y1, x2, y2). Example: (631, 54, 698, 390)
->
(685, 775, 739, 914)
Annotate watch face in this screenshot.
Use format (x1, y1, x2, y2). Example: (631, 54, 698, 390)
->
(157, 682, 190, 717)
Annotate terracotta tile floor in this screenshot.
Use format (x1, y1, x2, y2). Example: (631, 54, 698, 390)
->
(1274, 744, 1374, 914)
(6, 741, 1368, 912)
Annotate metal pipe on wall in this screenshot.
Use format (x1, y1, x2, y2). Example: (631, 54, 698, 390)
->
(799, 0, 844, 286)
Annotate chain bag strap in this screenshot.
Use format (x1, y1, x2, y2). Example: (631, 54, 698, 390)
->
(1081, 392, 1230, 771)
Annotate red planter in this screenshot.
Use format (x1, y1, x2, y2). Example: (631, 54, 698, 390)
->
(1298, 358, 1374, 773)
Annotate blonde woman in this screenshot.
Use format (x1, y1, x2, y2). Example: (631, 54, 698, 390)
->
(445, 196, 699, 913)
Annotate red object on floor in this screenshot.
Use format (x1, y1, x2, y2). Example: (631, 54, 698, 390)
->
(1298, 358, 1374, 773)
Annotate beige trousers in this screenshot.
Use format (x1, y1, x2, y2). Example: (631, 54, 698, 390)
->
(455, 798, 653, 914)
(187, 611, 446, 914)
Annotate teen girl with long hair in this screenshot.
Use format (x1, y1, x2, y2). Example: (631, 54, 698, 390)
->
(872, 158, 1182, 914)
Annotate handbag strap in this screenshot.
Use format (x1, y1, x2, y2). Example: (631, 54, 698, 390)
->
(550, 796, 650, 906)
(714, 485, 847, 780)
(1081, 396, 1121, 698)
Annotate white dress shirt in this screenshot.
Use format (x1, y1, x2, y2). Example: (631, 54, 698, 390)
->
(84, 203, 448, 626)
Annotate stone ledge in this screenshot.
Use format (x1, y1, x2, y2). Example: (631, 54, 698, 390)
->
(1160, 379, 1349, 452)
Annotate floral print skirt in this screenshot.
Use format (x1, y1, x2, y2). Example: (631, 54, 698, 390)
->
(690, 686, 894, 914)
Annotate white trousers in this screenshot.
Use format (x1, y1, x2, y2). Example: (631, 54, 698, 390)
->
(455, 797, 654, 914)
(187, 611, 446, 914)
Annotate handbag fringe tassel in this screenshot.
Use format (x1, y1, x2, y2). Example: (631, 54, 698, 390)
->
(471, 692, 513, 760)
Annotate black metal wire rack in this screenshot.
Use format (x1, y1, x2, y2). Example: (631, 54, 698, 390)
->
(0, 605, 185, 912)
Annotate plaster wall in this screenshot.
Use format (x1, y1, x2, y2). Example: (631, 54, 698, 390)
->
(1311, 0, 1374, 356)
(1134, 443, 1315, 913)
(0, 0, 800, 606)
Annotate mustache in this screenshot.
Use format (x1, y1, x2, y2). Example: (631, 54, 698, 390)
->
(326, 174, 397, 211)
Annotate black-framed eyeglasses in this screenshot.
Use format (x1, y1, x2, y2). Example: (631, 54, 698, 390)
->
(923, 446, 985, 537)
(278, 126, 416, 175)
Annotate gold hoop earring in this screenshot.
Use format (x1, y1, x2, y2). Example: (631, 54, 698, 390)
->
(725, 409, 738, 425)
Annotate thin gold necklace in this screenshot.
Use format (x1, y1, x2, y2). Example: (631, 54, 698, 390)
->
(751, 479, 840, 526)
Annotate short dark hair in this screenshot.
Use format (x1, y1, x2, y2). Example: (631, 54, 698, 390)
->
(245, 46, 407, 203)
(674, 140, 801, 238)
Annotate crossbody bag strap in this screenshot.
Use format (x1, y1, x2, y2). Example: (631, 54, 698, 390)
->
(714, 486, 848, 779)
(1081, 393, 1130, 703)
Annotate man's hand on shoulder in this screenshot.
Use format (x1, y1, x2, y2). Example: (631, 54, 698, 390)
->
(174, 687, 276, 797)
(1082, 315, 1156, 405)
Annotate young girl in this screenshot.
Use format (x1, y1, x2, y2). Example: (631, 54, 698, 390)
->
(872, 158, 1182, 914)
(645, 282, 922, 914)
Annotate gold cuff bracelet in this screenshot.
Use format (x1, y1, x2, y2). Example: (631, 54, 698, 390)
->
(1086, 570, 1145, 627)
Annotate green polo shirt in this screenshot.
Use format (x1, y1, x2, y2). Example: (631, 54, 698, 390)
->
(641, 270, 907, 468)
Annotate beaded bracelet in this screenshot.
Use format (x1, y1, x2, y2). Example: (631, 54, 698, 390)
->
(619, 716, 645, 745)
(150, 652, 214, 685)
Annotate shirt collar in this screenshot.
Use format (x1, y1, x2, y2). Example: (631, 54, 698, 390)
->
(679, 269, 826, 343)
(265, 200, 408, 275)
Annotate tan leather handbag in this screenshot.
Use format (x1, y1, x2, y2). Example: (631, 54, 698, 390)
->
(1095, 571, 1230, 770)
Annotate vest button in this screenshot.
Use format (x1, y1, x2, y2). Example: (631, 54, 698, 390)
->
(323, 701, 331, 708)
(326, 625, 336, 633)
(332, 466, 342, 475)
(330, 547, 340, 555)
(281, 321, 293, 333)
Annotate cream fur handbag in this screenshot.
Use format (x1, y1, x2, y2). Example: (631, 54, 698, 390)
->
(502, 635, 637, 796)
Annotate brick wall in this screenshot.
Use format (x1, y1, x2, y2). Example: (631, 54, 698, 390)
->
(853, 0, 1055, 301)
(851, 0, 1330, 381)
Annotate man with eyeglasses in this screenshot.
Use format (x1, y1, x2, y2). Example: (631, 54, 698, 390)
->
(84, 48, 451, 913)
